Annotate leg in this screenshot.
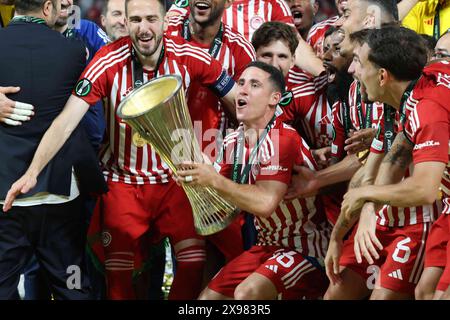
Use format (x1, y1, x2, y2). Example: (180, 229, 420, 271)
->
(201, 246, 272, 300)
(234, 273, 277, 300)
(324, 266, 370, 300)
(199, 287, 233, 300)
(374, 223, 430, 300)
(154, 182, 206, 300)
(35, 199, 92, 300)
(23, 255, 52, 300)
(415, 267, 444, 300)
(0, 207, 33, 299)
(370, 287, 413, 300)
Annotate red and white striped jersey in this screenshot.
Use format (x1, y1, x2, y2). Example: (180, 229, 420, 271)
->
(307, 15, 339, 56)
(403, 61, 450, 215)
(279, 66, 333, 149)
(331, 80, 384, 159)
(169, 0, 295, 42)
(366, 64, 449, 227)
(73, 36, 234, 184)
(217, 119, 331, 259)
(166, 14, 255, 154)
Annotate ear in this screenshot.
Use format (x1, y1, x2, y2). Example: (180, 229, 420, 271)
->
(42, 0, 53, 18)
(313, 2, 319, 15)
(163, 15, 168, 32)
(100, 15, 106, 28)
(270, 91, 282, 107)
(378, 68, 389, 87)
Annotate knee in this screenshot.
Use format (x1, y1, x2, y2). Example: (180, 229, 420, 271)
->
(198, 287, 217, 300)
(323, 282, 345, 300)
(234, 282, 260, 300)
(415, 283, 433, 300)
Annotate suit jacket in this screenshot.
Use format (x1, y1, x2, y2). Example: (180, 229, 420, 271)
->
(0, 19, 107, 199)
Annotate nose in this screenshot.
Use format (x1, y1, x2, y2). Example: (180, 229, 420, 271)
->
(322, 48, 332, 62)
(348, 59, 356, 75)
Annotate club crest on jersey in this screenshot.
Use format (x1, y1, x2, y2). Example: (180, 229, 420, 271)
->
(102, 231, 112, 247)
(75, 78, 92, 97)
(279, 91, 293, 107)
(174, 0, 189, 8)
(250, 15, 264, 30)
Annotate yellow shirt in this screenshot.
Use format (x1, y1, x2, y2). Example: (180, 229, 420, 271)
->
(402, 0, 450, 38)
(0, 4, 14, 27)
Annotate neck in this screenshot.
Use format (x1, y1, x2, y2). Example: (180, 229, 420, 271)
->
(135, 40, 163, 70)
(188, 16, 222, 45)
(54, 23, 68, 33)
(243, 111, 275, 144)
(385, 80, 412, 110)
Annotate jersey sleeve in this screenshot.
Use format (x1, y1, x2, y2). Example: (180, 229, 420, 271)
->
(401, 6, 421, 33)
(81, 20, 110, 53)
(169, 0, 191, 16)
(178, 39, 235, 97)
(256, 125, 300, 185)
(270, 0, 295, 27)
(330, 101, 346, 159)
(404, 100, 449, 165)
(72, 45, 111, 106)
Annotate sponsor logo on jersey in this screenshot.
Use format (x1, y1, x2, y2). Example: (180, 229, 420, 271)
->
(262, 165, 288, 172)
(102, 231, 112, 247)
(265, 265, 279, 274)
(279, 91, 293, 107)
(388, 269, 403, 280)
(174, 0, 189, 8)
(75, 78, 92, 97)
(414, 140, 441, 150)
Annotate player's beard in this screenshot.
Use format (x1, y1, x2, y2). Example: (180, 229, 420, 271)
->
(133, 31, 163, 58)
(326, 70, 353, 106)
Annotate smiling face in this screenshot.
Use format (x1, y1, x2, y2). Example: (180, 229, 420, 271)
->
(235, 67, 280, 127)
(126, 0, 166, 58)
(256, 40, 295, 78)
(189, 0, 230, 26)
(102, 0, 128, 41)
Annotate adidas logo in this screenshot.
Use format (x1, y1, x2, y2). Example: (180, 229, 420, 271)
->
(388, 269, 403, 280)
(265, 265, 278, 274)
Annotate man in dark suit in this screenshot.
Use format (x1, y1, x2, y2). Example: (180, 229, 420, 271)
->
(0, 0, 106, 299)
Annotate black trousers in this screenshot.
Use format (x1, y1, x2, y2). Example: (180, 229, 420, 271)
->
(0, 197, 92, 299)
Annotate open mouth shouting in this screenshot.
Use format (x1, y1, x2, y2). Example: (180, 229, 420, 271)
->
(323, 61, 337, 83)
(193, 1, 212, 15)
(291, 8, 304, 28)
(236, 98, 248, 110)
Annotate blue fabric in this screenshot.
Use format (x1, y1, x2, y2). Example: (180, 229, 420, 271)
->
(66, 20, 110, 152)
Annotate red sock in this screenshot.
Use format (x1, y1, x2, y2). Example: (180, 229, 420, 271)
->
(169, 245, 206, 300)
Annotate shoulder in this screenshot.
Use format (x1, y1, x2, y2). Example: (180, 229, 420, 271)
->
(79, 19, 110, 44)
(165, 36, 213, 64)
(223, 24, 256, 56)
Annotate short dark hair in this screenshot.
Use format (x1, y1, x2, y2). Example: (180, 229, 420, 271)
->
(245, 61, 286, 94)
(349, 28, 371, 46)
(364, 0, 399, 21)
(125, 0, 166, 16)
(15, 0, 57, 14)
(251, 22, 298, 55)
(420, 34, 438, 54)
(366, 27, 427, 81)
(324, 26, 338, 39)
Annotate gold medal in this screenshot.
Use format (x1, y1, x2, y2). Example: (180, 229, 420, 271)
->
(132, 132, 147, 148)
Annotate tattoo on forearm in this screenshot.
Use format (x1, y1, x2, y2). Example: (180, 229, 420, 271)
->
(383, 133, 413, 169)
